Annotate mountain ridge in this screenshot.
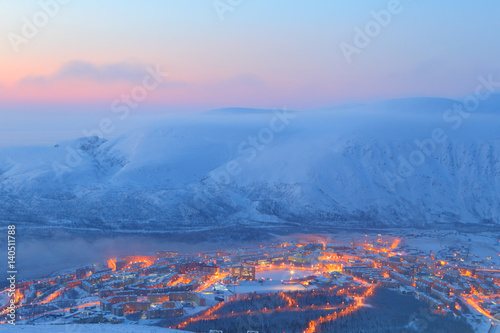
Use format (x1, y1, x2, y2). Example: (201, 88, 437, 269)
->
(1, 97, 499, 235)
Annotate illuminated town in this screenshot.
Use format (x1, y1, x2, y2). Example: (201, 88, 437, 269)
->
(1, 233, 500, 332)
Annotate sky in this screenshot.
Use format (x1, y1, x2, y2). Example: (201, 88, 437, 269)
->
(0, 0, 499, 144)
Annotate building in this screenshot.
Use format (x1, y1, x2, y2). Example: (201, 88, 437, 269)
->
(115, 259, 126, 271)
(81, 281, 95, 293)
(146, 302, 183, 319)
(77, 313, 103, 324)
(100, 295, 138, 312)
(112, 301, 150, 316)
(230, 266, 256, 281)
(157, 251, 179, 258)
(179, 262, 219, 275)
(76, 268, 87, 280)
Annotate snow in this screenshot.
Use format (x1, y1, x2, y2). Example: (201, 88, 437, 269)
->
(0, 292, 9, 308)
(402, 231, 500, 266)
(0, 97, 499, 232)
(0, 324, 191, 332)
(226, 269, 318, 294)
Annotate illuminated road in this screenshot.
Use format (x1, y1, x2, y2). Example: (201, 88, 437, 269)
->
(175, 284, 376, 332)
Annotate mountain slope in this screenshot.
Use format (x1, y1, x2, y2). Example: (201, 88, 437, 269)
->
(1, 97, 499, 234)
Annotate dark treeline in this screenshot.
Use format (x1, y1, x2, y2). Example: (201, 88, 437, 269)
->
(320, 288, 474, 333)
(180, 288, 351, 333)
(162, 288, 474, 333)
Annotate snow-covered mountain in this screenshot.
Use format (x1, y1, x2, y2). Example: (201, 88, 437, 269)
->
(1, 97, 499, 235)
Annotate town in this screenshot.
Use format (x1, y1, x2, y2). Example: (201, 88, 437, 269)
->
(1, 233, 500, 332)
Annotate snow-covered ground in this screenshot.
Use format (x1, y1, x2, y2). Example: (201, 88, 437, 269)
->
(231, 280, 309, 294)
(0, 324, 191, 332)
(229, 269, 317, 294)
(464, 311, 494, 333)
(401, 230, 500, 266)
(0, 292, 9, 308)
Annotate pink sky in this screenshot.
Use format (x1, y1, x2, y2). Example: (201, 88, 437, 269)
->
(1, 1, 499, 111)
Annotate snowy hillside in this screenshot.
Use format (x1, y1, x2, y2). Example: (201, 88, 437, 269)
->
(0, 324, 190, 332)
(1, 97, 499, 235)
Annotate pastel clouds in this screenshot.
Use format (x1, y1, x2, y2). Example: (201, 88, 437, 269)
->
(20, 61, 148, 84)
(7, 60, 274, 109)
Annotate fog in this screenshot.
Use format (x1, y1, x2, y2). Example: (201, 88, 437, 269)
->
(1, 233, 246, 283)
